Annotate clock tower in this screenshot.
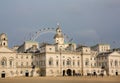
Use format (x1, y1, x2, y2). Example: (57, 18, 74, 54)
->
(54, 24, 64, 45)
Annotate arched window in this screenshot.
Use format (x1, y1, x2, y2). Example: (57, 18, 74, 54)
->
(73, 60, 75, 66)
(9, 60, 13, 67)
(110, 60, 113, 67)
(49, 57, 53, 66)
(9, 57, 14, 67)
(56, 60, 59, 66)
(63, 60, 65, 66)
(1, 57, 7, 67)
(115, 60, 118, 66)
(85, 58, 89, 66)
(77, 60, 80, 66)
(66, 59, 71, 66)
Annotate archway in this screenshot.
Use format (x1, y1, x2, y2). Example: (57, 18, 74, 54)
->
(67, 69, 72, 76)
(116, 72, 118, 76)
(25, 71, 29, 77)
(1, 71, 5, 78)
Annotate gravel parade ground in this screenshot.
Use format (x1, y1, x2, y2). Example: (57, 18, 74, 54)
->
(0, 76, 120, 83)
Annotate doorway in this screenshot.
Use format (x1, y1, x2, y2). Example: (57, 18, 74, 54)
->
(116, 72, 118, 76)
(1, 72, 5, 78)
(67, 69, 72, 76)
(25, 72, 29, 77)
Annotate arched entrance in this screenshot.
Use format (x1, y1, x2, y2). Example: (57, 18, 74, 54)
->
(63, 70, 65, 76)
(1, 71, 5, 78)
(25, 71, 29, 77)
(116, 72, 118, 76)
(67, 69, 72, 76)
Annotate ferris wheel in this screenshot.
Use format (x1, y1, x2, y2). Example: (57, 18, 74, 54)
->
(26, 27, 73, 43)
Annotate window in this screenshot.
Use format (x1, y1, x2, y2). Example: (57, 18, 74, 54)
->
(73, 60, 75, 66)
(63, 60, 65, 66)
(110, 59, 113, 67)
(85, 61, 89, 66)
(3, 38, 6, 40)
(77, 61, 80, 66)
(56, 60, 59, 66)
(21, 62, 23, 66)
(94, 63, 96, 67)
(115, 60, 118, 66)
(85, 59, 89, 66)
(31, 62, 33, 66)
(20, 71, 23, 74)
(91, 58, 92, 60)
(31, 56, 33, 59)
(1, 58, 7, 67)
(9, 60, 13, 67)
(66, 59, 71, 66)
(85, 58, 89, 66)
(49, 57, 53, 66)
(3, 42, 5, 46)
(49, 48, 52, 50)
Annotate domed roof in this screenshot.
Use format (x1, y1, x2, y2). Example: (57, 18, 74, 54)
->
(0, 33, 8, 40)
(0, 33, 7, 36)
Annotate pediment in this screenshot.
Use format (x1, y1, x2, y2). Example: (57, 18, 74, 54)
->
(109, 51, 120, 57)
(0, 46, 15, 53)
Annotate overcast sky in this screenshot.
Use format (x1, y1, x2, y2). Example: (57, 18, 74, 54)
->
(0, 0, 120, 48)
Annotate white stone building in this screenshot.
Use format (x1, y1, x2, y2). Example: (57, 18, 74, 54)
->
(0, 33, 39, 78)
(0, 25, 120, 78)
(97, 51, 120, 75)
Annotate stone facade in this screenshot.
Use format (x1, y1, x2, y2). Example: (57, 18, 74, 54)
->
(0, 26, 120, 78)
(0, 33, 39, 78)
